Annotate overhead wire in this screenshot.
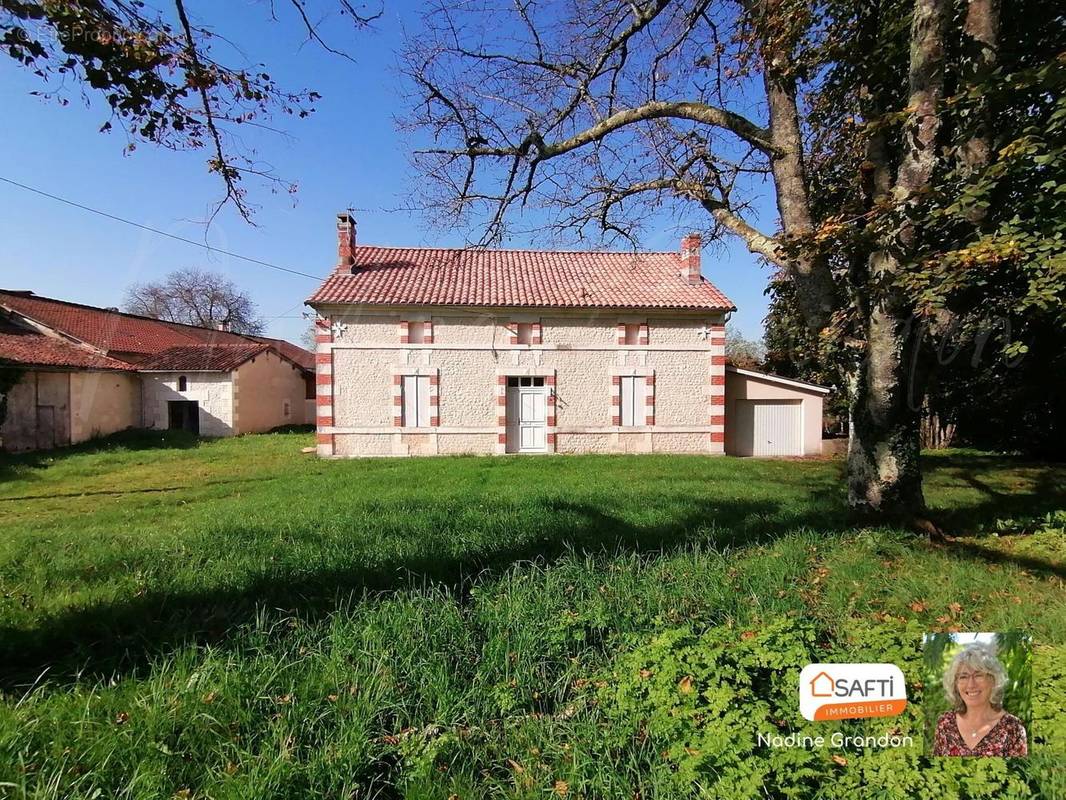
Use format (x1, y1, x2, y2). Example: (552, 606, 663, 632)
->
(0, 175, 322, 281)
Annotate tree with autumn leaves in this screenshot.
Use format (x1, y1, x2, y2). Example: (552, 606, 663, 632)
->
(766, 0, 1066, 458)
(0, 0, 378, 221)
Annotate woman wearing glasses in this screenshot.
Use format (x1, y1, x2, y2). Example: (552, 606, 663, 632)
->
(932, 643, 1028, 756)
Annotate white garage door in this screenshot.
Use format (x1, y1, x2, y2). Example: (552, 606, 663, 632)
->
(735, 400, 803, 456)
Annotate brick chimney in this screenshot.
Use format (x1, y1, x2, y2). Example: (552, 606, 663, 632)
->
(337, 212, 357, 270)
(680, 233, 702, 284)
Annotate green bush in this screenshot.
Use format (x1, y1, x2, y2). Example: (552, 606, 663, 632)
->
(595, 618, 1063, 799)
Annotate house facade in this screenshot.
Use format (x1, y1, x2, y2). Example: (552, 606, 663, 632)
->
(307, 214, 734, 458)
(0, 291, 314, 451)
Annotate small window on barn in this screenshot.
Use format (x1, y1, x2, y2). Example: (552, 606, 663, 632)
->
(283, 399, 291, 418)
(516, 322, 533, 345)
(178, 376, 187, 392)
(624, 324, 641, 346)
(619, 376, 644, 427)
(408, 321, 426, 344)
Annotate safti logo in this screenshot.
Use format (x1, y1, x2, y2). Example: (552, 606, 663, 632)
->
(799, 664, 907, 721)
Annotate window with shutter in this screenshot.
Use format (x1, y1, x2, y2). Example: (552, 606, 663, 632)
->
(619, 376, 643, 427)
(401, 375, 431, 427)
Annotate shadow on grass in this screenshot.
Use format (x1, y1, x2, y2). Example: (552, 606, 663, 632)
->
(0, 429, 201, 481)
(1, 452, 1062, 691)
(938, 538, 1066, 582)
(0, 488, 848, 690)
(922, 454, 1066, 533)
(267, 423, 315, 434)
(0, 476, 272, 502)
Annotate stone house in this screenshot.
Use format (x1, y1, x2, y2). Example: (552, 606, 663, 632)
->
(304, 213, 827, 460)
(307, 214, 828, 459)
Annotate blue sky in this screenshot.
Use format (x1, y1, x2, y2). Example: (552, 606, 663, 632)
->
(0, 2, 779, 345)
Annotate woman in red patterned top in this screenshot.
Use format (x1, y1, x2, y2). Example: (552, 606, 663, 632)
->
(932, 643, 1027, 757)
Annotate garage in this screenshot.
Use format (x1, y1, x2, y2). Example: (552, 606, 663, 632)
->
(733, 399, 803, 456)
(725, 366, 830, 457)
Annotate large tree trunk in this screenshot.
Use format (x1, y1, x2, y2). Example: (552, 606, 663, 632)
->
(847, 305, 928, 516)
(757, 0, 936, 519)
(760, 13, 837, 334)
(843, 0, 949, 519)
(960, 0, 999, 175)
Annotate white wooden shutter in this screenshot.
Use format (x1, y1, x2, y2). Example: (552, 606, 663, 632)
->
(620, 376, 643, 427)
(417, 376, 431, 427)
(402, 375, 418, 427)
(402, 376, 431, 427)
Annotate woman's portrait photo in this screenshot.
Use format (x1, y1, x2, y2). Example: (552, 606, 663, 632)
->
(922, 633, 1030, 758)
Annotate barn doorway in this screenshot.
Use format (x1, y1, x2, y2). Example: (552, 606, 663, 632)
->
(167, 400, 200, 434)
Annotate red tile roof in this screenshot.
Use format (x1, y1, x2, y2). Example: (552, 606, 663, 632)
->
(0, 290, 313, 373)
(139, 343, 271, 371)
(0, 290, 252, 359)
(307, 246, 736, 311)
(248, 336, 315, 372)
(0, 318, 134, 371)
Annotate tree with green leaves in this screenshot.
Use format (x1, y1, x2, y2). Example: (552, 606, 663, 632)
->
(402, 0, 1065, 523)
(767, 0, 1066, 457)
(724, 323, 765, 370)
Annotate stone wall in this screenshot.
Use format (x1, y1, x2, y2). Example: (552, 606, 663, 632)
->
(314, 306, 727, 457)
(0, 371, 71, 450)
(1, 370, 139, 452)
(69, 371, 140, 443)
(142, 372, 234, 437)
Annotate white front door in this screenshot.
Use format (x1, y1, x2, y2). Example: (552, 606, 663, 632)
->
(505, 377, 548, 453)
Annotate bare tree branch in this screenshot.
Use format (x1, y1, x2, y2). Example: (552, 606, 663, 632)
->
(401, 1, 788, 251)
(418, 100, 778, 160)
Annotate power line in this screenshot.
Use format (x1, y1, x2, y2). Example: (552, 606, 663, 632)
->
(0, 175, 322, 281)
(264, 298, 311, 320)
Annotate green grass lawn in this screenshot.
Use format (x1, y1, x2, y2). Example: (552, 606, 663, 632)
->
(0, 432, 1063, 799)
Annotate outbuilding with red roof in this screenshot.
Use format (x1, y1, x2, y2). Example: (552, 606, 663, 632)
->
(0, 290, 314, 451)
